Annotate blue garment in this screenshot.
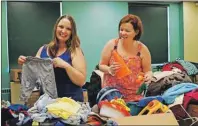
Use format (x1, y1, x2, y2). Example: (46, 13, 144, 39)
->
(162, 83, 198, 104)
(106, 120, 118, 126)
(40, 45, 83, 102)
(55, 121, 65, 126)
(96, 87, 122, 103)
(8, 104, 29, 111)
(126, 102, 143, 116)
(137, 96, 164, 107)
(176, 60, 198, 75)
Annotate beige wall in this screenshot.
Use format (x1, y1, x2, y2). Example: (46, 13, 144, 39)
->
(183, 2, 198, 62)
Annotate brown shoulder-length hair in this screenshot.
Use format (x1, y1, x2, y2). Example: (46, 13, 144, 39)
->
(118, 14, 143, 41)
(48, 15, 80, 58)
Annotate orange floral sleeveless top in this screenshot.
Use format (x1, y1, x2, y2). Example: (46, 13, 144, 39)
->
(102, 39, 143, 102)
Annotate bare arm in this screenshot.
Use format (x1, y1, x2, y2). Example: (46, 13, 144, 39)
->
(141, 44, 152, 83)
(99, 39, 115, 74)
(99, 39, 121, 76)
(18, 46, 44, 65)
(141, 44, 152, 72)
(62, 48, 87, 87)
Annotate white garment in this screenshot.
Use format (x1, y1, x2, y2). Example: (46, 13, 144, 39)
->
(168, 94, 184, 108)
(152, 68, 182, 82)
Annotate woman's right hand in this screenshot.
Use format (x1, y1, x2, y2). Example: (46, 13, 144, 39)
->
(108, 62, 121, 76)
(18, 55, 27, 65)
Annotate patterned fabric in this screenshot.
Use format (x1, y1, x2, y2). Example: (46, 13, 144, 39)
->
(176, 60, 198, 76)
(102, 39, 143, 102)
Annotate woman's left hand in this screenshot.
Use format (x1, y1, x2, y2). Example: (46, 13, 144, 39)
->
(53, 57, 69, 69)
(144, 71, 153, 84)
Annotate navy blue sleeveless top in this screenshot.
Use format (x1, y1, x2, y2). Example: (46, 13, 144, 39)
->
(40, 46, 83, 102)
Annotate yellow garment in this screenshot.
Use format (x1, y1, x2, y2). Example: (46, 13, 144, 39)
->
(32, 121, 39, 126)
(110, 98, 130, 111)
(46, 97, 81, 119)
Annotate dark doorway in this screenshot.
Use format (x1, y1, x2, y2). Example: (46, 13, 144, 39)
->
(129, 3, 168, 64)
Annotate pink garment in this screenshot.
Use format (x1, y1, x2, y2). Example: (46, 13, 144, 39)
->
(102, 39, 143, 102)
(162, 62, 186, 72)
(183, 88, 198, 109)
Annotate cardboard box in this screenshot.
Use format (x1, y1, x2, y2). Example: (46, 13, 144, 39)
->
(10, 69, 22, 82)
(10, 82, 40, 106)
(10, 82, 24, 104)
(112, 113, 179, 125)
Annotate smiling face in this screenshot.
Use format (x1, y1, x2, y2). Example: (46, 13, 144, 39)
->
(119, 22, 138, 40)
(56, 18, 72, 44)
(118, 14, 143, 41)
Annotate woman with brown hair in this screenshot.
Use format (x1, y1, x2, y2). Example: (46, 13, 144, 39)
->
(18, 15, 86, 101)
(99, 14, 152, 102)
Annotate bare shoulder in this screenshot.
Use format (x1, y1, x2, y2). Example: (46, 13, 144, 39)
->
(39, 45, 45, 50)
(71, 47, 84, 57)
(106, 38, 117, 47)
(76, 47, 84, 54)
(103, 38, 117, 51)
(36, 45, 45, 57)
(139, 41, 150, 54)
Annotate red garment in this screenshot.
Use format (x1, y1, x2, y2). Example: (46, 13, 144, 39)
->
(162, 62, 186, 72)
(102, 39, 143, 102)
(183, 88, 198, 109)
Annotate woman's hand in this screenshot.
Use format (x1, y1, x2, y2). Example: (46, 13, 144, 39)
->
(53, 57, 69, 69)
(18, 55, 27, 65)
(108, 62, 121, 76)
(144, 71, 153, 84)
